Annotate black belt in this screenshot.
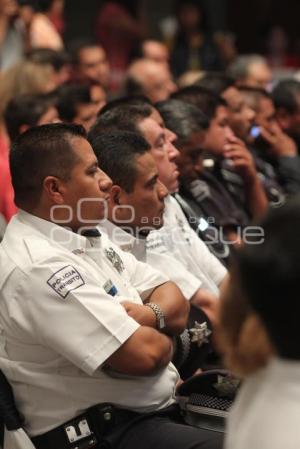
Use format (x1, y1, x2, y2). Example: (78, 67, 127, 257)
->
(31, 403, 142, 449)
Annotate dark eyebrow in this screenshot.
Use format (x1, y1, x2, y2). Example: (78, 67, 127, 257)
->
(144, 173, 159, 188)
(86, 160, 99, 171)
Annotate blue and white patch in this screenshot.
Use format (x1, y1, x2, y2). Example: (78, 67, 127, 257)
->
(47, 265, 85, 299)
(103, 279, 118, 297)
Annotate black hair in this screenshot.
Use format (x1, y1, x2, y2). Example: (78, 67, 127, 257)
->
(171, 86, 225, 123)
(91, 131, 150, 192)
(234, 198, 300, 360)
(88, 103, 153, 143)
(156, 99, 209, 145)
(4, 94, 53, 142)
(69, 40, 103, 66)
(56, 84, 92, 122)
(196, 72, 235, 96)
(36, 0, 55, 12)
(272, 80, 300, 114)
(10, 123, 86, 208)
(99, 95, 152, 116)
(26, 48, 70, 72)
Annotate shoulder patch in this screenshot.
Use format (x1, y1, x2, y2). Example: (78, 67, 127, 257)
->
(47, 265, 84, 299)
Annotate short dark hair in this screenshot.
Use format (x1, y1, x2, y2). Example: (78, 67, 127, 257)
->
(272, 80, 300, 114)
(56, 84, 92, 122)
(36, 0, 54, 12)
(156, 99, 209, 145)
(69, 40, 102, 66)
(88, 103, 153, 143)
(91, 131, 150, 192)
(171, 85, 226, 122)
(196, 72, 235, 96)
(234, 198, 300, 360)
(26, 48, 70, 72)
(99, 95, 152, 116)
(4, 94, 53, 141)
(10, 123, 86, 208)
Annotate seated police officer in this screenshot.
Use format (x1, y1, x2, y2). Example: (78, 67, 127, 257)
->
(0, 123, 222, 449)
(91, 130, 226, 327)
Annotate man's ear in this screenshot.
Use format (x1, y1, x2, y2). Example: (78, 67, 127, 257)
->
(110, 185, 122, 206)
(276, 107, 292, 131)
(43, 176, 65, 204)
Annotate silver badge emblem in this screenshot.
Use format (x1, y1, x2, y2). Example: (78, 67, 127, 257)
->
(213, 375, 240, 397)
(105, 247, 124, 274)
(189, 321, 212, 347)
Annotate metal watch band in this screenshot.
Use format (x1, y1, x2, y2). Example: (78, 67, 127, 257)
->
(145, 302, 166, 330)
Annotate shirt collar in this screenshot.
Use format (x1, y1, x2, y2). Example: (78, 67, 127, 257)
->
(17, 209, 93, 253)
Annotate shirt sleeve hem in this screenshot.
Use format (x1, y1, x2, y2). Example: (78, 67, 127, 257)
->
(81, 318, 140, 375)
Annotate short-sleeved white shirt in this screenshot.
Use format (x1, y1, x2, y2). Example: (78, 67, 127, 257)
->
(225, 358, 300, 449)
(146, 196, 227, 295)
(100, 220, 201, 300)
(0, 211, 178, 436)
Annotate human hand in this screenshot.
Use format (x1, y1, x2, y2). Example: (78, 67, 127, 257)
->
(260, 123, 297, 157)
(223, 136, 257, 181)
(121, 301, 156, 328)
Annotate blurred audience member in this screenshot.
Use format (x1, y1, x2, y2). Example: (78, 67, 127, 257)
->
(70, 40, 110, 90)
(96, 0, 144, 92)
(4, 93, 59, 142)
(227, 54, 272, 89)
(18, 0, 64, 50)
(126, 59, 176, 103)
(0, 60, 57, 127)
(221, 200, 300, 449)
(141, 39, 170, 66)
(177, 69, 204, 88)
(0, 154, 16, 223)
(88, 80, 107, 113)
(171, 86, 268, 221)
(239, 86, 300, 195)
(26, 47, 70, 85)
(0, 0, 24, 70)
(56, 83, 98, 131)
(272, 79, 300, 151)
(265, 26, 300, 69)
(170, 0, 222, 78)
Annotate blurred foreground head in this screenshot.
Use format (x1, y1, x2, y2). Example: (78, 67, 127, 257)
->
(219, 201, 300, 376)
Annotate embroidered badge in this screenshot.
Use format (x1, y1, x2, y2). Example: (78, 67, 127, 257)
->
(104, 247, 124, 274)
(103, 279, 118, 297)
(47, 265, 84, 299)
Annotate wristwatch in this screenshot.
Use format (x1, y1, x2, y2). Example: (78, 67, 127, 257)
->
(145, 302, 166, 331)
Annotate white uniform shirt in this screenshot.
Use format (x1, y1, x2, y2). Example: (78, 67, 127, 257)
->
(0, 211, 179, 436)
(147, 196, 227, 295)
(100, 220, 201, 300)
(225, 357, 300, 449)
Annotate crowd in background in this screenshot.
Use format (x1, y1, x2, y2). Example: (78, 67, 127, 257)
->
(1, 1, 300, 448)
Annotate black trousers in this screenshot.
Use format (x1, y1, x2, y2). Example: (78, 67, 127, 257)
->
(106, 405, 223, 449)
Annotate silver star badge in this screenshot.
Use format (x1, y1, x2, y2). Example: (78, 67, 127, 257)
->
(189, 321, 212, 347)
(213, 375, 240, 397)
(104, 247, 125, 274)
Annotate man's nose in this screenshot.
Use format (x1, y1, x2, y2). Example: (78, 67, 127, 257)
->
(99, 171, 112, 191)
(157, 180, 169, 198)
(166, 140, 180, 162)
